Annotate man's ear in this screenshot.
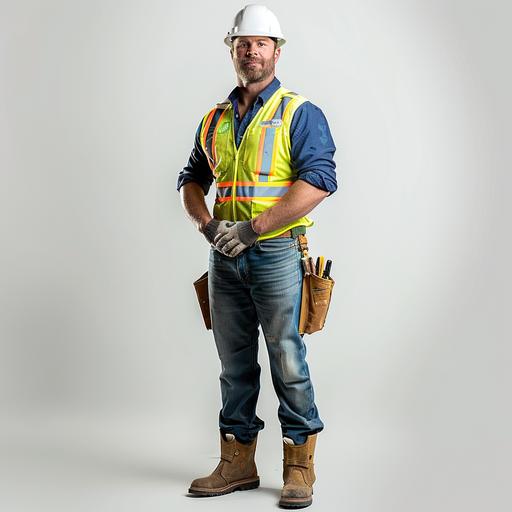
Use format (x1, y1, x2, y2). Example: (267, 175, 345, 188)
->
(274, 47, 281, 63)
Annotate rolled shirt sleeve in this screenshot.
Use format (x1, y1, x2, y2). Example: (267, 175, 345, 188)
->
(176, 122, 214, 195)
(290, 102, 338, 195)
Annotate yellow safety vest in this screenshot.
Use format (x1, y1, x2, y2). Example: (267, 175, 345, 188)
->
(199, 86, 314, 241)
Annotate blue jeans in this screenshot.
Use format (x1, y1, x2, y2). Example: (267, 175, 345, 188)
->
(208, 237, 324, 445)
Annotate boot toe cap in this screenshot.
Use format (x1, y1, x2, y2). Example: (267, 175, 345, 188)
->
(189, 476, 208, 489)
(281, 484, 312, 499)
(189, 473, 227, 491)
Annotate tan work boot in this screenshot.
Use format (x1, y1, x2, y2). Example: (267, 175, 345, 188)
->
(279, 434, 317, 508)
(188, 432, 259, 496)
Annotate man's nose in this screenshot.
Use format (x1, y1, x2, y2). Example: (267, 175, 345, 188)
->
(245, 43, 258, 55)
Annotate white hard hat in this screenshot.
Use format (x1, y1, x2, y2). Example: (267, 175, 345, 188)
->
(224, 4, 286, 48)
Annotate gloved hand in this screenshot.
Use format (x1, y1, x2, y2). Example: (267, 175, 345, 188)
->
(214, 220, 259, 257)
(202, 219, 221, 245)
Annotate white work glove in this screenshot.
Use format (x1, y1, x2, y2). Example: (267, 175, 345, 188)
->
(214, 220, 259, 257)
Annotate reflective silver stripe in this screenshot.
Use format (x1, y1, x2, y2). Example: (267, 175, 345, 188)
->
(259, 95, 294, 182)
(216, 186, 232, 198)
(234, 185, 290, 198)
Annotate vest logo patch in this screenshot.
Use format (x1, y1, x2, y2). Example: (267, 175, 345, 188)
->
(217, 121, 230, 134)
(260, 119, 283, 128)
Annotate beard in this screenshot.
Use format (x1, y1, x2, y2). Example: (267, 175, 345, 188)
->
(234, 55, 275, 84)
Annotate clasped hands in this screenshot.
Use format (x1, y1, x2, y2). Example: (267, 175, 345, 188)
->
(202, 219, 259, 258)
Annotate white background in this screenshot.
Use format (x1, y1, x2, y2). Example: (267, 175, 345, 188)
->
(1, 0, 510, 510)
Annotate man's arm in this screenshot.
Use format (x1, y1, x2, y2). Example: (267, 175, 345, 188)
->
(179, 182, 213, 233)
(252, 101, 337, 235)
(177, 122, 215, 197)
(178, 121, 226, 242)
(251, 180, 329, 235)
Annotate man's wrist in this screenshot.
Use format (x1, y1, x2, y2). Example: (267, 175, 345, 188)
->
(198, 216, 214, 233)
(250, 216, 263, 235)
(202, 218, 220, 244)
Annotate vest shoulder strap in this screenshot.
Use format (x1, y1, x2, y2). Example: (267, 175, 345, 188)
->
(279, 88, 308, 101)
(200, 102, 231, 171)
(261, 89, 308, 125)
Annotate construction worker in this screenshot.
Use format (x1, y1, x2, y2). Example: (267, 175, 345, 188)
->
(177, 4, 337, 508)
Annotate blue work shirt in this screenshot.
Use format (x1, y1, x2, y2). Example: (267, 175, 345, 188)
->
(177, 77, 337, 195)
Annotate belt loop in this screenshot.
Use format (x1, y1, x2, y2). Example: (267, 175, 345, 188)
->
(290, 226, 307, 239)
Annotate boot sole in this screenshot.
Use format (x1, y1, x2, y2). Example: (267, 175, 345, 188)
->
(279, 490, 313, 509)
(188, 477, 260, 497)
(279, 497, 313, 509)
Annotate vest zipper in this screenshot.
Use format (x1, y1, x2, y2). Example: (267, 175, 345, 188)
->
(231, 109, 253, 221)
(232, 149, 240, 221)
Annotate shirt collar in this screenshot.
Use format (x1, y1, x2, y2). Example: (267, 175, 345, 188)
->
(228, 76, 281, 106)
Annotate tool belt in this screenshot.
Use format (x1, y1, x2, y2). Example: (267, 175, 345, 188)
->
(296, 234, 335, 335)
(192, 229, 334, 335)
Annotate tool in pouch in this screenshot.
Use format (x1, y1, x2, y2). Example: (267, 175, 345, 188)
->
(297, 234, 335, 335)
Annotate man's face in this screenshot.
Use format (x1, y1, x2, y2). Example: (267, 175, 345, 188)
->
(231, 36, 280, 84)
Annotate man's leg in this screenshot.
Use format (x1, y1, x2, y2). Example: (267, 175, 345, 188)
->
(246, 238, 324, 444)
(208, 247, 265, 442)
(188, 248, 264, 497)
(246, 237, 323, 508)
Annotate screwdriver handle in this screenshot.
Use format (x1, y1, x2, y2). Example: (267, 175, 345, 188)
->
(316, 256, 325, 277)
(322, 260, 332, 279)
(308, 257, 315, 275)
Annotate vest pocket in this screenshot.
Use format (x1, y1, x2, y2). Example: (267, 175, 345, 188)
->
(213, 200, 235, 222)
(250, 198, 279, 218)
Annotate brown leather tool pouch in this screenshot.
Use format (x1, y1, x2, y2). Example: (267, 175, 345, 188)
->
(193, 271, 212, 330)
(296, 234, 335, 335)
(298, 273, 335, 335)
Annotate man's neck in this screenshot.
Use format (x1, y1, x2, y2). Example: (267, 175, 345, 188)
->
(236, 75, 275, 107)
